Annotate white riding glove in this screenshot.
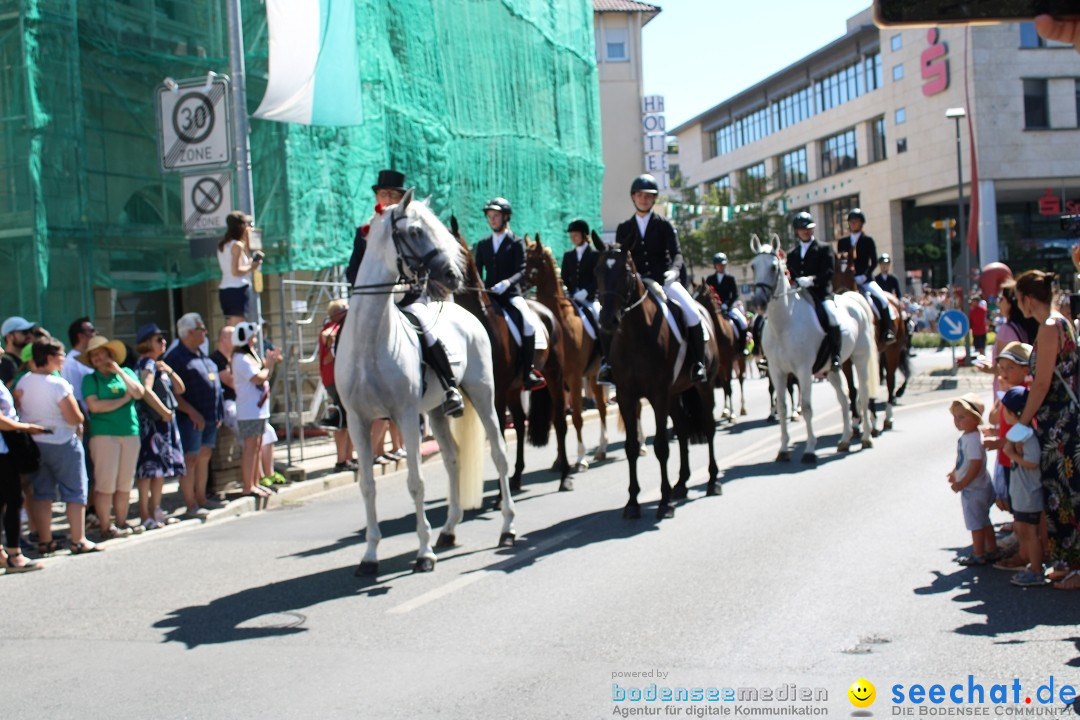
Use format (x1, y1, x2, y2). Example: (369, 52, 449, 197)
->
(572, 289, 588, 303)
(796, 276, 814, 288)
(854, 274, 867, 284)
(662, 270, 678, 284)
(490, 280, 510, 295)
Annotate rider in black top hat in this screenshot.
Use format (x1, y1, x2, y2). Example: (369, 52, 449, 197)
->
(345, 169, 464, 417)
(786, 212, 842, 372)
(473, 197, 546, 391)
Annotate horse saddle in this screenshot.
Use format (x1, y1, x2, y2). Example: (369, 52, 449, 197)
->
(573, 300, 601, 340)
(498, 303, 549, 351)
(641, 278, 711, 346)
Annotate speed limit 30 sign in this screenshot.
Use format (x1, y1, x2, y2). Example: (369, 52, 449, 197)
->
(156, 77, 232, 172)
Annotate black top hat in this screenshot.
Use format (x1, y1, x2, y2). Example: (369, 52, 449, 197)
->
(372, 169, 406, 193)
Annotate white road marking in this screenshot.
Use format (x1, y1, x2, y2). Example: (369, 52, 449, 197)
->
(387, 529, 582, 614)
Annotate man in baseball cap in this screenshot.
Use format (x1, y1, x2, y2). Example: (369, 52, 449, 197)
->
(1, 316, 37, 387)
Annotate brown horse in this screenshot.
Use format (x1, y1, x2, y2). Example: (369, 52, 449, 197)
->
(523, 234, 610, 472)
(834, 251, 911, 432)
(693, 283, 746, 423)
(449, 218, 572, 493)
(595, 242, 721, 518)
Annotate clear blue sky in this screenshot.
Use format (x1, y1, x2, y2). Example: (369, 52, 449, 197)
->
(643, 0, 876, 128)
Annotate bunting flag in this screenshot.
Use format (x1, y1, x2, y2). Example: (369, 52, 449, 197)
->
(254, 0, 363, 126)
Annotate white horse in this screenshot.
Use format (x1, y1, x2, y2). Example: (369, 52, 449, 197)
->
(335, 189, 515, 575)
(749, 233, 879, 463)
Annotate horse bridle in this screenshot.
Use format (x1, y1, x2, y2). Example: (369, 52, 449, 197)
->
(599, 251, 648, 322)
(753, 253, 799, 301)
(349, 209, 438, 296)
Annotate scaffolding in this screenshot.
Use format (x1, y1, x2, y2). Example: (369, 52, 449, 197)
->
(0, 0, 604, 334)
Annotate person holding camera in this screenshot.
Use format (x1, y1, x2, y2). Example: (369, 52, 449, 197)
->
(217, 211, 263, 327)
(231, 322, 281, 498)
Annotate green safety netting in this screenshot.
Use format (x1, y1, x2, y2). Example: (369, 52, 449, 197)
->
(0, 0, 603, 331)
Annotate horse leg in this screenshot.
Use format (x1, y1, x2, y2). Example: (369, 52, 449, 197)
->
(652, 400, 674, 519)
(636, 405, 647, 457)
(619, 395, 642, 518)
(570, 377, 587, 472)
(672, 435, 690, 500)
(426, 412, 460, 550)
(553, 382, 573, 491)
(591, 378, 609, 461)
(771, 367, 791, 461)
(510, 396, 526, 492)
(827, 370, 853, 455)
(705, 414, 721, 496)
(857, 353, 876, 449)
(395, 412, 437, 572)
(797, 369, 821, 464)
(351, 417, 381, 576)
(884, 349, 897, 431)
(738, 365, 747, 416)
(466, 380, 516, 546)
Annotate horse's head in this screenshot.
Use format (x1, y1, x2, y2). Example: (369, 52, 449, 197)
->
(368, 189, 464, 299)
(523, 233, 558, 295)
(749, 233, 785, 311)
(834, 251, 855, 291)
(595, 243, 640, 331)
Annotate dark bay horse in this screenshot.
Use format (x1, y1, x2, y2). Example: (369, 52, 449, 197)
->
(523, 234, 609, 473)
(834, 251, 910, 432)
(694, 284, 746, 423)
(449, 218, 572, 493)
(595, 243, 721, 518)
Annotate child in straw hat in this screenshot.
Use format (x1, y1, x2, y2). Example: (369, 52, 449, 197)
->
(948, 392, 1001, 566)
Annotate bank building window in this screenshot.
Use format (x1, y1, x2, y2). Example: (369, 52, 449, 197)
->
(820, 129, 858, 178)
(892, 64, 904, 82)
(1024, 79, 1049, 128)
(779, 147, 808, 188)
(872, 117, 887, 162)
(891, 34, 902, 52)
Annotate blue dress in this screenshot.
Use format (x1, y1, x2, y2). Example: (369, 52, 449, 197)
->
(135, 357, 187, 479)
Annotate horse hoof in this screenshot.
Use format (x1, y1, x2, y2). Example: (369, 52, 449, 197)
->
(355, 560, 379, 577)
(801, 452, 817, 465)
(622, 504, 641, 519)
(657, 504, 675, 519)
(706, 482, 723, 497)
(740, 409, 748, 416)
(672, 485, 688, 500)
(862, 438, 874, 449)
(510, 479, 522, 493)
(638, 448, 647, 457)
(434, 532, 456, 549)
(776, 451, 791, 462)
(883, 420, 893, 431)
(837, 442, 851, 453)
(575, 460, 589, 473)
(559, 478, 574, 492)
(592, 452, 607, 462)
(414, 557, 437, 573)
(498, 532, 516, 547)
(871, 428, 882, 438)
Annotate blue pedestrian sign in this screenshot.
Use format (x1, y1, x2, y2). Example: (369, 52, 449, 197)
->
(939, 309, 969, 342)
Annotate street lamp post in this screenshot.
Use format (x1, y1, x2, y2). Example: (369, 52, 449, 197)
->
(945, 107, 972, 363)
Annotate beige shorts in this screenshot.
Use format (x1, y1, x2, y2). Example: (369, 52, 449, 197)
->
(90, 435, 140, 495)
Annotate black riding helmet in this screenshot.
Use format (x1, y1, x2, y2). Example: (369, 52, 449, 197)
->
(630, 174, 659, 195)
(879, 253, 892, 263)
(483, 197, 512, 218)
(567, 218, 590, 235)
(847, 208, 866, 223)
(713, 252, 728, 265)
(792, 211, 816, 230)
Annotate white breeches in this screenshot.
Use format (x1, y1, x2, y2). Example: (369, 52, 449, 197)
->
(727, 306, 747, 331)
(822, 297, 840, 327)
(664, 279, 701, 327)
(401, 301, 436, 346)
(860, 281, 897, 319)
(507, 295, 538, 336)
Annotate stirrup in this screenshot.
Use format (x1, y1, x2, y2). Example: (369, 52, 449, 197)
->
(597, 364, 614, 386)
(524, 369, 547, 391)
(441, 388, 465, 418)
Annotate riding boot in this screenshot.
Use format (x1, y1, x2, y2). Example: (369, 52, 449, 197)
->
(425, 338, 465, 418)
(874, 298, 896, 344)
(597, 332, 614, 386)
(827, 324, 842, 372)
(687, 323, 708, 383)
(521, 334, 547, 391)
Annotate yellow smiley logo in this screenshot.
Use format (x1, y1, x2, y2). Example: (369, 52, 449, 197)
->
(848, 678, 876, 709)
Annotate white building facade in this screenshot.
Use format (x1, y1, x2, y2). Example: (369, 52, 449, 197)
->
(673, 8, 1080, 292)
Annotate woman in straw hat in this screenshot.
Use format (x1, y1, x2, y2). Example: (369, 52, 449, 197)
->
(81, 335, 145, 539)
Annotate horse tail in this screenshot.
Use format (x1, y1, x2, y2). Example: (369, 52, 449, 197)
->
(674, 388, 712, 445)
(527, 386, 553, 447)
(449, 395, 485, 510)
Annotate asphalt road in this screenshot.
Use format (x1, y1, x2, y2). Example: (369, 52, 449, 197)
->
(9, 350, 1080, 720)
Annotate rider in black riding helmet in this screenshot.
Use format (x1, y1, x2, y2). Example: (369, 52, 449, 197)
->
(608, 173, 707, 384)
(837, 208, 896, 344)
(473, 197, 547, 391)
(786, 211, 842, 372)
(705, 251, 749, 355)
(345, 169, 464, 417)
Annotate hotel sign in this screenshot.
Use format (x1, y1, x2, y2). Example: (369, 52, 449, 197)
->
(642, 95, 669, 189)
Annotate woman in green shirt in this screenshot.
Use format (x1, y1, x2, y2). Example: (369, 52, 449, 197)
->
(81, 336, 144, 539)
